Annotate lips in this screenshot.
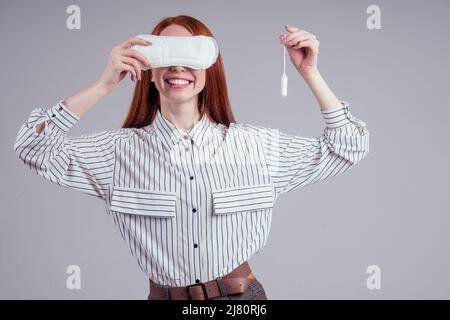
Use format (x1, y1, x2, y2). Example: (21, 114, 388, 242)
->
(165, 77, 194, 82)
(164, 78, 193, 89)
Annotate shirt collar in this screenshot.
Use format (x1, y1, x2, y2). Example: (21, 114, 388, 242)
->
(151, 108, 216, 150)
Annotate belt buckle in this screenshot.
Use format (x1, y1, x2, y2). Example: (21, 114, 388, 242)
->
(186, 282, 208, 300)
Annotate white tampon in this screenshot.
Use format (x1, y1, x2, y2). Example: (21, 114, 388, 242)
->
(281, 43, 288, 97)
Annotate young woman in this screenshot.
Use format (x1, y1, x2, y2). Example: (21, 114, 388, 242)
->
(13, 15, 369, 300)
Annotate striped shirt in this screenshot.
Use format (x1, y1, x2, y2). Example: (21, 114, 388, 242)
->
(13, 99, 369, 286)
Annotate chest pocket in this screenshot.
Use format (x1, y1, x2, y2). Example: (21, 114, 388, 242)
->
(212, 184, 275, 215)
(110, 186, 176, 217)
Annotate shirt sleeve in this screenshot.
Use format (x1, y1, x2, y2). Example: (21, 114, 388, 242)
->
(242, 100, 370, 199)
(13, 99, 129, 201)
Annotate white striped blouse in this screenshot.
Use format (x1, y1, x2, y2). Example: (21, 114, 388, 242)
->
(13, 99, 369, 286)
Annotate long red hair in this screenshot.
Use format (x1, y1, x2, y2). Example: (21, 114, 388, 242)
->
(121, 15, 235, 129)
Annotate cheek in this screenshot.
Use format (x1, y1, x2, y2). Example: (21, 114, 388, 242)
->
(196, 75, 206, 88)
(194, 80, 205, 91)
(151, 68, 165, 83)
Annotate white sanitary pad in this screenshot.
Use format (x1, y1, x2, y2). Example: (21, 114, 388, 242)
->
(130, 34, 219, 70)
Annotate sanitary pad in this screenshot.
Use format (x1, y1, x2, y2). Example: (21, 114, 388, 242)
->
(130, 34, 219, 70)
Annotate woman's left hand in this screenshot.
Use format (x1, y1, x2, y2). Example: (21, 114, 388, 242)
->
(280, 25, 320, 77)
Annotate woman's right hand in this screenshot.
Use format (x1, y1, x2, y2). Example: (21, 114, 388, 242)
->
(97, 37, 152, 93)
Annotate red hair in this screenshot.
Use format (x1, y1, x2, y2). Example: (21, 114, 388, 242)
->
(121, 15, 236, 129)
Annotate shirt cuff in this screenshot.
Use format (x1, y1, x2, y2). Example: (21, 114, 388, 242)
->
(321, 100, 364, 129)
(45, 99, 80, 133)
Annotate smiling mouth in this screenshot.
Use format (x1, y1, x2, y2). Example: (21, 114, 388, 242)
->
(165, 79, 194, 89)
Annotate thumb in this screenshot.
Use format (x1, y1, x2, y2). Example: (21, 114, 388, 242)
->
(285, 24, 299, 32)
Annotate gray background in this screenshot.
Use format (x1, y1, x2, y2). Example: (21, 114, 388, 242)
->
(1, 0, 449, 299)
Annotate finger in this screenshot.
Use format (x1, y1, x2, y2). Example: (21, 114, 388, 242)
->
(122, 56, 142, 81)
(122, 48, 151, 68)
(120, 37, 152, 49)
(281, 26, 306, 42)
(283, 30, 310, 44)
(120, 62, 137, 82)
(285, 25, 300, 32)
(295, 39, 318, 54)
(284, 34, 314, 47)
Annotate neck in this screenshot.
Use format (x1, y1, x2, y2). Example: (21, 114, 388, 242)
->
(159, 98, 202, 133)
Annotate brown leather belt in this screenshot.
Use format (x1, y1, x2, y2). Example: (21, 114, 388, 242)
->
(149, 262, 255, 300)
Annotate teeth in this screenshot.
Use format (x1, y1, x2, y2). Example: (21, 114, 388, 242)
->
(167, 79, 190, 85)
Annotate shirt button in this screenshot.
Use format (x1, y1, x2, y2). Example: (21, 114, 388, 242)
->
(192, 208, 197, 213)
(185, 147, 189, 152)
(195, 279, 200, 283)
(191, 139, 194, 145)
(194, 243, 198, 248)
(183, 135, 189, 140)
(58, 106, 63, 111)
(51, 114, 56, 117)
(189, 176, 194, 180)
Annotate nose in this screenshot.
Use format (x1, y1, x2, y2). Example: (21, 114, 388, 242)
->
(170, 65, 187, 71)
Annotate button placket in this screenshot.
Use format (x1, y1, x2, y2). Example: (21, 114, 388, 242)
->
(182, 135, 192, 152)
(190, 137, 206, 281)
(184, 138, 202, 284)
